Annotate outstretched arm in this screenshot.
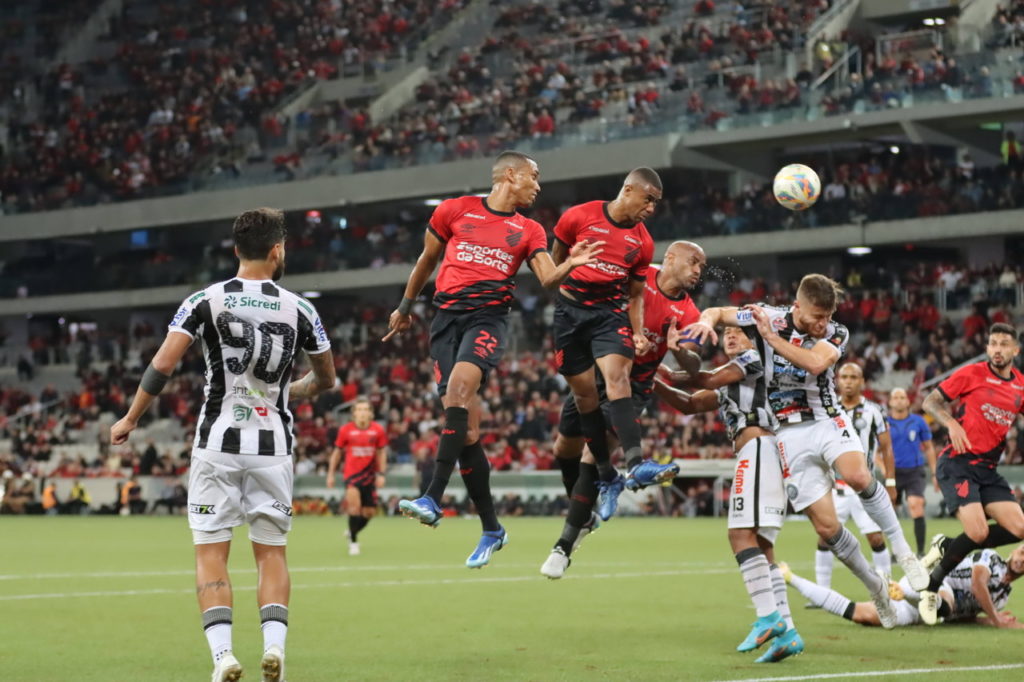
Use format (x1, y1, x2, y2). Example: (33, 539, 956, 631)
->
(111, 332, 193, 445)
(747, 305, 836, 375)
(528, 240, 604, 289)
(684, 306, 742, 346)
(383, 230, 445, 342)
(972, 564, 1023, 628)
(326, 447, 343, 488)
(654, 380, 720, 415)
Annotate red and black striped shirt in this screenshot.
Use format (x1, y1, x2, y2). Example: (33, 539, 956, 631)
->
(429, 196, 547, 312)
(553, 201, 654, 311)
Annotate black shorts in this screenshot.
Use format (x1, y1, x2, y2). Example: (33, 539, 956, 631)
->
(894, 466, 927, 503)
(429, 308, 508, 396)
(345, 474, 379, 508)
(558, 391, 649, 439)
(936, 455, 1015, 515)
(553, 298, 634, 377)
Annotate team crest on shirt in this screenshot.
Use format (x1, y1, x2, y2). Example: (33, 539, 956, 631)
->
(505, 228, 523, 247)
(771, 316, 788, 331)
(624, 246, 640, 265)
(786, 484, 799, 501)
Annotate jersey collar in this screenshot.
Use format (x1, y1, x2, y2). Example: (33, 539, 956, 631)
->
(602, 202, 635, 229)
(481, 197, 516, 218)
(986, 362, 1017, 383)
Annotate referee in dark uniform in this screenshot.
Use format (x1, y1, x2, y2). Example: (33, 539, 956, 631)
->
(886, 388, 937, 555)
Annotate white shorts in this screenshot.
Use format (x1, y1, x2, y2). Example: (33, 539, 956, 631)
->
(188, 447, 294, 536)
(833, 485, 881, 535)
(727, 436, 786, 531)
(776, 418, 864, 512)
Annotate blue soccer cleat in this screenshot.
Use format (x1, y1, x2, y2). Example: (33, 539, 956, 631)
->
(755, 629, 804, 663)
(398, 496, 442, 527)
(736, 611, 786, 652)
(596, 474, 626, 521)
(466, 527, 509, 568)
(625, 459, 680, 491)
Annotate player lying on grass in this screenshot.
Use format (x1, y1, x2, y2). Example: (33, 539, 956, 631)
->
(782, 541, 1024, 628)
(653, 326, 803, 663)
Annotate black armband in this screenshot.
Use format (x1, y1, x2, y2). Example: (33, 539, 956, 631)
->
(141, 364, 171, 395)
(397, 297, 414, 315)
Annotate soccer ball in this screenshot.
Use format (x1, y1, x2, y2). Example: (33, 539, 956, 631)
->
(773, 163, 821, 211)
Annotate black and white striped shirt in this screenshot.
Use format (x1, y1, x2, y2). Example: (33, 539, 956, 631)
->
(843, 398, 888, 471)
(716, 347, 777, 441)
(945, 549, 1013, 622)
(737, 304, 849, 425)
(169, 278, 331, 456)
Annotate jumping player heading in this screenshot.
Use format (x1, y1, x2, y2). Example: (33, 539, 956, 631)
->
(551, 167, 679, 520)
(383, 151, 602, 568)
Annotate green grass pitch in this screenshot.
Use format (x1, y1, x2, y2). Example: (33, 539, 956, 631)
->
(3, 515, 1023, 681)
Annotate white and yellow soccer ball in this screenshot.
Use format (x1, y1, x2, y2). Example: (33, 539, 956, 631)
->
(773, 163, 821, 211)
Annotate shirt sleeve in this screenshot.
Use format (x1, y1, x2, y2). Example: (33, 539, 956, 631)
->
(631, 230, 654, 281)
(728, 349, 764, 379)
(874, 405, 888, 433)
(334, 425, 348, 448)
(375, 423, 389, 449)
(167, 290, 206, 340)
(822, 323, 850, 358)
(427, 198, 458, 243)
(526, 221, 549, 262)
(299, 299, 332, 354)
(916, 415, 933, 441)
(552, 206, 578, 247)
(937, 366, 973, 402)
(734, 302, 774, 327)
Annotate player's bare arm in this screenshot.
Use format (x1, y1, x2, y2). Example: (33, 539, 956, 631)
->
(383, 230, 445, 342)
(684, 306, 741, 346)
(661, 361, 746, 392)
(628, 278, 651, 355)
(667, 322, 703, 377)
(111, 331, 193, 445)
(288, 349, 337, 401)
(923, 388, 973, 453)
(878, 430, 897, 503)
(747, 305, 836, 375)
(653, 380, 719, 415)
(375, 446, 388, 487)
(923, 439, 939, 491)
(528, 240, 605, 288)
(326, 447, 343, 488)
(550, 237, 569, 266)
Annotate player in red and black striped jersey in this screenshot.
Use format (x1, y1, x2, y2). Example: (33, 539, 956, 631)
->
(326, 398, 388, 556)
(918, 323, 1024, 623)
(382, 151, 603, 568)
(550, 167, 678, 521)
(541, 241, 705, 577)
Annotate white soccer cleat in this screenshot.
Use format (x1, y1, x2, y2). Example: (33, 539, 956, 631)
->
(896, 552, 930, 592)
(918, 590, 940, 626)
(920, 534, 948, 572)
(348, 541, 360, 556)
(211, 653, 242, 682)
(540, 547, 571, 580)
(869, 570, 898, 629)
(261, 644, 285, 682)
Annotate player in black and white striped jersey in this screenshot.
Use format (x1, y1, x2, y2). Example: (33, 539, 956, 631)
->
(111, 208, 336, 682)
(812, 363, 897, 593)
(784, 545, 1024, 628)
(656, 326, 803, 663)
(687, 274, 926, 629)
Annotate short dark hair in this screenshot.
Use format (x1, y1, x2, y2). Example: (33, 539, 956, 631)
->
(626, 167, 663, 192)
(491, 150, 535, 182)
(233, 208, 286, 260)
(353, 396, 372, 407)
(989, 322, 1019, 343)
(797, 273, 844, 312)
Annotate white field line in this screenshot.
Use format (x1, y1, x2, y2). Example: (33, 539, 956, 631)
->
(716, 663, 1024, 682)
(0, 559, 798, 582)
(0, 567, 738, 601)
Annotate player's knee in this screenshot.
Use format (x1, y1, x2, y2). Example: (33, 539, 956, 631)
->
(249, 516, 288, 546)
(603, 374, 631, 400)
(868, 535, 886, 552)
(727, 527, 758, 551)
(842, 469, 873, 491)
(193, 528, 233, 545)
(964, 523, 989, 544)
(814, 518, 841, 540)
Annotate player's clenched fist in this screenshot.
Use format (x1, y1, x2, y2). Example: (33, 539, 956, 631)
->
(382, 310, 412, 342)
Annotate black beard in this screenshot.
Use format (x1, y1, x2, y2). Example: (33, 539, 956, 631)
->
(990, 357, 1011, 369)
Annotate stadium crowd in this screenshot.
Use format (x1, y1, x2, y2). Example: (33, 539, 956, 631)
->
(0, 0, 468, 214)
(3, 144, 1023, 299)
